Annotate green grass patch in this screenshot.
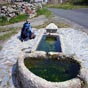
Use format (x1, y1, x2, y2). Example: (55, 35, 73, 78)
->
(33, 21, 70, 29)
(56, 22, 70, 28)
(0, 27, 21, 32)
(9, 14, 28, 24)
(0, 28, 18, 40)
(0, 46, 2, 50)
(0, 14, 28, 26)
(47, 3, 88, 10)
(0, 27, 16, 32)
(0, 16, 8, 26)
(37, 7, 52, 18)
(33, 21, 50, 29)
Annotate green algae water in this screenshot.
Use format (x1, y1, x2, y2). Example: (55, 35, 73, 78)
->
(37, 35, 62, 52)
(24, 57, 80, 82)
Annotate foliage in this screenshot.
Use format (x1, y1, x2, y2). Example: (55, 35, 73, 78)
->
(0, 27, 15, 32)
(47, 3, 73, 9)
(47, 3, 88, 9)
(0, 46, 2, 50)
(37, 7, 52, 18)
(0, 14, 28, 26)
(0, 16, 8, 26)
(68, 0, 88, 5)
(23, 0, 31, 3)
(9, 14, 28, 23)
(33, 21, 70, 29)
(0, 28, 18, 40)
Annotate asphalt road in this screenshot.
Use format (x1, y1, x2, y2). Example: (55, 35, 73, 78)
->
(48, 8, 88, 29)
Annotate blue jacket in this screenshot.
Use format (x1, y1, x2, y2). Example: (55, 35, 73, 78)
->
(21, 22, 33, 40)
(23, 22, 33, 32)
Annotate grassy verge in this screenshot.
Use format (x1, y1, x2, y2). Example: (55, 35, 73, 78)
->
(9, 14, 28, 24)
(0, 27, 16, 32)
(47, 3, 88, 10)
(0, 27, 20, 50)
(0, 8, 52, 26)
(0, 28, 18, 41)
(37, 7, 52, 18)
(0, 14, 28, 26)
(0, 46, 2, 50)
(33, 21, 70, 29)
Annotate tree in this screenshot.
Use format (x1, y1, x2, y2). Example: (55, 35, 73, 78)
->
(68, 0, 88, 5)
(23, 0, 31, 2)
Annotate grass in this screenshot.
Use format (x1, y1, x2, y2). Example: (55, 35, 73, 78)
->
(0, 46, 2, 50)
(37, 7, 52, 18)
(9, 14, 28, 24)
(47, 3, 88, 10)
(0, 28, 18, 41)
(57, 22, 70, 28)
(0, 27, 16, 32)
(33, 21, 50, 29)
(0, 27, 20, 50)
(33, 21, 70, 29)
(0, 8, 52, 26)
(0, 14, 28, 26)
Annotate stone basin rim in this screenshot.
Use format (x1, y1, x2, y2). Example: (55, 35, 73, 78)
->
(17, 51, 84, 88)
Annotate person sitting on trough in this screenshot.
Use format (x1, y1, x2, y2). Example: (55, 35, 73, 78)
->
(20, 20, 35, 42)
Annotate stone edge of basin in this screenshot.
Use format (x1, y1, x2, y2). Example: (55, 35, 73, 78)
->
(16, 51, 87, 88)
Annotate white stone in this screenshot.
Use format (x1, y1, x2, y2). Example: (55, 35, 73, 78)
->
(46, 23, 58, 29)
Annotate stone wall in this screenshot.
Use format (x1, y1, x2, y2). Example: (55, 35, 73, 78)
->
(0, 2, 37, 19)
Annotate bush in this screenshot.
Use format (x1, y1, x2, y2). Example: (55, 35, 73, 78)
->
(68, 0, 88, 5)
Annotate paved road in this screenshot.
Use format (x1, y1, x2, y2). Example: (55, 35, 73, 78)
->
(48, 8, 88, 29)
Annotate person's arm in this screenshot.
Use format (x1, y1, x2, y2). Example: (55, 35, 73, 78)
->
(29, 25, 33, 33)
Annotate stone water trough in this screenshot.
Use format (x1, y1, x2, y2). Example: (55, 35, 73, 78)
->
(17, 23, 88, 88)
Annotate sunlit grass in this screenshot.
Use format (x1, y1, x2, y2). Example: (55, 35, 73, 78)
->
(0, 14, 28, 26)
(37, 7, 52, 18)
(47, 3, 88, 9)
(33, 21, 70, 29)
(0, 28, 18, 40)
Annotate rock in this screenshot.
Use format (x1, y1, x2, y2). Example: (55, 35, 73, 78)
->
(1, 10, 6, 13)
(11, 5, 16, 9)
(46, 23, 58, 33)
(0, 13, 6, 16)
(0, 2, 37, 19)
(1, 6, 7, 10)
(7, 7, 15, 13)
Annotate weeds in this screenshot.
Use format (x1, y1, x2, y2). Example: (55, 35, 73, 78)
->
(37, 7, 52, 18)
(0, 28, 18, 40)
(47, 3, 88, 10)
(33, 21, 70, 29)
